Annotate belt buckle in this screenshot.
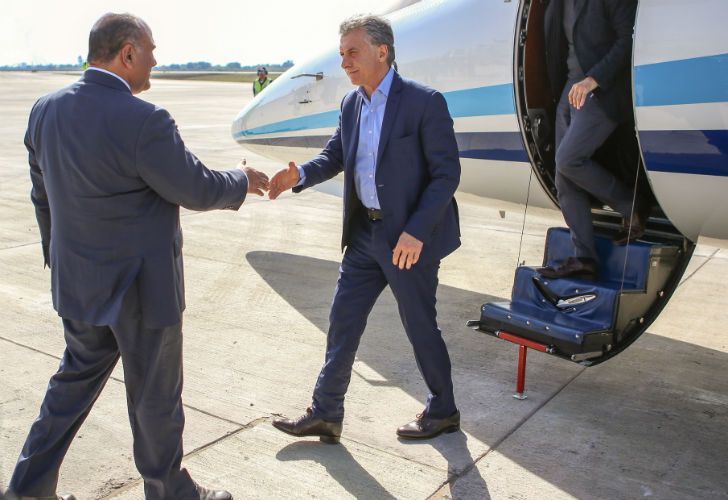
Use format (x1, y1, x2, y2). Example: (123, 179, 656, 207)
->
(367, 208, 382, 221)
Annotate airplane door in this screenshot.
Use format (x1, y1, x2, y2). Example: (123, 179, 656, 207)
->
(633, 0, 728, 241)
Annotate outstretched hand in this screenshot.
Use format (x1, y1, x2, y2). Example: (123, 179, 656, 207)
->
(269, 161, 301, 200)
(239, 160, 269, 196)
(392, 231, 423, 270)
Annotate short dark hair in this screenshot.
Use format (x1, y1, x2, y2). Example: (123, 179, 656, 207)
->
(339, 15, 396, 66)
(87, 13, 150, 64)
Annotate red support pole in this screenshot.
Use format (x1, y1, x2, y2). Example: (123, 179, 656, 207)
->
(494, 331, 550, 400)
(514, 345, 528, 400)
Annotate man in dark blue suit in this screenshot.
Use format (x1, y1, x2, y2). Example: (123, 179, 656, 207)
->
(539, 0, 642, 280)
(6, 13, 268, 500)
(268, 15, 461, 442)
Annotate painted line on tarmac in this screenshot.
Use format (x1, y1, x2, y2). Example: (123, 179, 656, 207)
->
(679, 248, 720, 287)
(101, 417, 270, 499)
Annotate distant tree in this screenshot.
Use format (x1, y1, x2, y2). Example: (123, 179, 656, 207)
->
(226, 62, 241, 70)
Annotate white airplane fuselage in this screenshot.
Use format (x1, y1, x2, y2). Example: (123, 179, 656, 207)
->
(232, 0, 728, 243)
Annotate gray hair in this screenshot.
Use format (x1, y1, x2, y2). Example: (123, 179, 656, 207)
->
(87, 13, 150, 64)
(339, 15, 396, 66)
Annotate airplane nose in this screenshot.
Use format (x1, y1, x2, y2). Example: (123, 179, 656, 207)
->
(232, 99, 260, 143)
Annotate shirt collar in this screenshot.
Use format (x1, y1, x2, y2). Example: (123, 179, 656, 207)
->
(357, 66, 395, 103)
(87, 67, 132, 92)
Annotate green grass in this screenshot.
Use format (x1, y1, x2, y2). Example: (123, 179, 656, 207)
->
(151, 71, 282, 83)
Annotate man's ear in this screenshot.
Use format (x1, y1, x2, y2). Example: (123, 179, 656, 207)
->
(379, 45, 388, 63)
(119, 43, 135, 68)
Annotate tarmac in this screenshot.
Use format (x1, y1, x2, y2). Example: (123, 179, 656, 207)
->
(1, 72, 727, 499)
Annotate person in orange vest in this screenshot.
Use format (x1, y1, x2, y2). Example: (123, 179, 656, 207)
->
(253, 67, 272, 96)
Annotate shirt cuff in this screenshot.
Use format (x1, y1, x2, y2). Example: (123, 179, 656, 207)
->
(296, 165, 306, 187)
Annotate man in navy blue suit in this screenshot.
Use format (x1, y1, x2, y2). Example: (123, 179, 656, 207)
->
(269, 15, 461, 442)
(539, 0, 641, 280)
(5, 13, 269, 500)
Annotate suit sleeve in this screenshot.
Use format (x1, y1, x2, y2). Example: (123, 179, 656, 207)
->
(586, 0, 637, 91)
(26, 107, 51, 267)
(136, 108, 248, 211)
(292, 113, 345, 192)
(403, 91, 461, 243)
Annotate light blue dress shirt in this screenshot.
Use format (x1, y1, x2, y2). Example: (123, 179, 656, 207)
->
(297, 67, 395, 210)
(353, 66, 394, 209)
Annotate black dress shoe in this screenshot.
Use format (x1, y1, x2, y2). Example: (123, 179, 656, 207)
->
(196, 484, 233, 500)
(397, 410, 460, 440)
(614, 212, 646, 245)
(537, 257, 598, 281)
(272, 407, 342, 444)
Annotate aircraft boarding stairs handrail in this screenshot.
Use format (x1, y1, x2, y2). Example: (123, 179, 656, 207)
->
(468, 227, 681, 399)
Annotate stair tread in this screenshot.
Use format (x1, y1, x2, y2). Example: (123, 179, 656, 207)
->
(544, 227, 678, 290)
(486, 301, 610, 333)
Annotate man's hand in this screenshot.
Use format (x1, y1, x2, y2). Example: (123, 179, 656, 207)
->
(392, 231, 423, 270)
(239, 160, 269, 196)
(568, 76, 599, 110)
(269, 161, 301, 200)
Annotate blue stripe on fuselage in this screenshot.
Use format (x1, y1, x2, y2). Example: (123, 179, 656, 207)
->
(233, 83, 517, 139)
(234, 109, 340, 138)
(635, 53, 728, 107)
(235, 54, 727, 138)
(238, 131, 529, 163)
(640, 129, 728, 177)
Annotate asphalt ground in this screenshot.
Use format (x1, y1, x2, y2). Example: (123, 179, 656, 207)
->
(1, 73, 726, 499)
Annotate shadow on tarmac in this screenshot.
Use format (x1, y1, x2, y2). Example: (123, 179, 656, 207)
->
(277, 441, 398, 500)
(247, 251, 728, 499)
(248, 250, 495, 497)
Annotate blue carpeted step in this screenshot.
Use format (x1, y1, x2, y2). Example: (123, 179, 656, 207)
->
(510, 266, 620, 331)
(543, 227, 654, 290)
(480, 301, 614, 353)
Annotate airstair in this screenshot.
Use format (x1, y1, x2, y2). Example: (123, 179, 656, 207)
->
(469, 227, 681, 398)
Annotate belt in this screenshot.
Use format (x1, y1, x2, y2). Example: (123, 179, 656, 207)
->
(365, 207, 384, 221)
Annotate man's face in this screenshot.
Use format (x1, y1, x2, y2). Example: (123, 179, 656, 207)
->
(128, 29, 157, 94)
(257, 71, 266, 81)
(339, 28, 388, 89)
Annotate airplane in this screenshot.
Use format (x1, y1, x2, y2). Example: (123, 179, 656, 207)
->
(230, 0, 728, 392)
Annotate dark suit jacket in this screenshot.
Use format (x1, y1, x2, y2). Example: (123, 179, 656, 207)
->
(293, 71, 461, 262)
(27, 69, 248, 328)
(545, 0, 637, 122)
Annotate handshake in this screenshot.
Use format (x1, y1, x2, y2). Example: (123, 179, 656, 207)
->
(240, 159, 301, 200)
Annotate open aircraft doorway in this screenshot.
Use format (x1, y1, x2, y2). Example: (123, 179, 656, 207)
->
(470, 0, 696, 389)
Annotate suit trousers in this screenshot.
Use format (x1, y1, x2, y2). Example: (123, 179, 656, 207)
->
(8, 296, 197, 499)
(555, 79, 635, 261)
(311, 215, 457, 421)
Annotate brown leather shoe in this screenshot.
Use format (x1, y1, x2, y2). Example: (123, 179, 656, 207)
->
(397, 411, 460, 440)
(614, 212, 646, 245)
(4, 494, 76, 500)
(272, 407, 342, 444)
(537, 257, 598, 281)
(197, 484, 233, 500)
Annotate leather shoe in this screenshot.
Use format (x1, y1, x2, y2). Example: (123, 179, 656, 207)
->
(272, 407, 342, 444)
(538, 257, 598, 281)
(397, 410, 460, 440)
(613, 212, 646, 245)
(3, 494, 76, 500)
(197, 484, 233, 500)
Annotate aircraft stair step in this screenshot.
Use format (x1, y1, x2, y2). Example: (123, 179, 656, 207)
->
(480, 301, 614, 355)
(543, 227, 657, 290)
(477, 227, 682, 356)
(511, 266, 622, 329)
